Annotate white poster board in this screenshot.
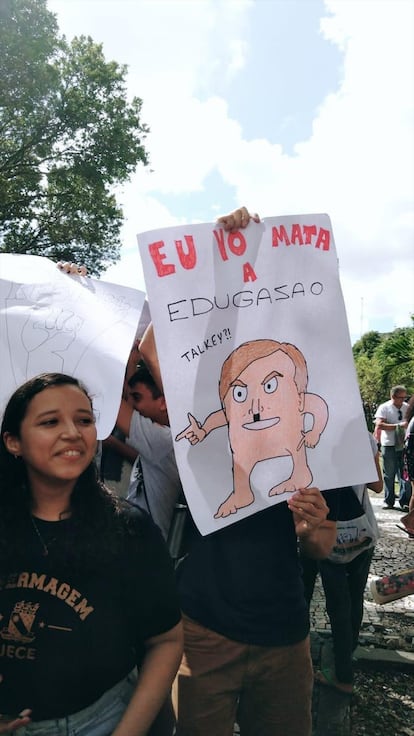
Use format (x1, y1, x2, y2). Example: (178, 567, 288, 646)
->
(0, 254, 145, 439)
(138, 214, 376, 535)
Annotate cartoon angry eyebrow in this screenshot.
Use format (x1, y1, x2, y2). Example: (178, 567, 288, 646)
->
(176, 339, 328, 519)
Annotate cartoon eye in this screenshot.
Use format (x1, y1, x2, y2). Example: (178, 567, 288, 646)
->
(232, 385, 247, 403)
(263, 377, 278, 394)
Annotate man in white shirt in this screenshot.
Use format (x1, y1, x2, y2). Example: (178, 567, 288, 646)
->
(375, 385, 410, 510)
(116, 361, 182, 540)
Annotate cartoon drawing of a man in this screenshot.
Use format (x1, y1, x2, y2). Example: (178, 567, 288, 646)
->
(176, 339, 328, 518)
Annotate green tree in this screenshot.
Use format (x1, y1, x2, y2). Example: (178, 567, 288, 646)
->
(352, 330, 382, 360)
(354, 319, 414, 411)
(0, 0, 148, 276)
(354, 354, 383, 407)
(375, 324, 414, 391)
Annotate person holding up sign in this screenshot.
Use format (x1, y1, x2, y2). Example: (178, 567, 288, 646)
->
(140, 207, 338, 736)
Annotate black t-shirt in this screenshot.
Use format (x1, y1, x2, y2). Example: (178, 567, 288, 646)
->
(0, 508, 181, 720)
(178, 491, 341, 648)
(316, 486, 360, 527)
(178, 502, 307, 647)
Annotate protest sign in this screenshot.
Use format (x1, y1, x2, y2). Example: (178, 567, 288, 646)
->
(138, 214, 376, 535)
(0, 254, 145, 439)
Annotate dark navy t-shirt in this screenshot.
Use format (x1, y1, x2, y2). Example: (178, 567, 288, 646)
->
(178, 491, 341, 647)
(178, 502, 308, 647)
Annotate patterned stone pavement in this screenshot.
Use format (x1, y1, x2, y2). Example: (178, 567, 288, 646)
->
(309, 493, 414, 652)
(232, 491, 414, 735)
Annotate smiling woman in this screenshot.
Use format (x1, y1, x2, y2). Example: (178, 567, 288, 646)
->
(3, 380, 98, 510)
(0, 373, 183, 735)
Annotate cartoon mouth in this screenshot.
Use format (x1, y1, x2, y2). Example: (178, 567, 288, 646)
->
(242, 417, 280, 430)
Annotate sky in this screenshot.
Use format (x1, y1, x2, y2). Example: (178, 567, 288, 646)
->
(48, 0, 414, 344)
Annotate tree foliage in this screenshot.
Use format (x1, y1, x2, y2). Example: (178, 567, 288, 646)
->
(353, 317, 414, 418)
(0, 0, 149, 275)
(352, 331, 382, 360)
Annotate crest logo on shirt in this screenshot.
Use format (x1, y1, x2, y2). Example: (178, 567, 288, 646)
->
(1, 601, 39, 643)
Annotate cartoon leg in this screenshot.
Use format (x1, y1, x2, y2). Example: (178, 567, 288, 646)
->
(214, 463, 255, 518)
(269, 460, 313, 496)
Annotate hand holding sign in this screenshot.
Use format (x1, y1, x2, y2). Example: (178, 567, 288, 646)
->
(138, 212, 377, 535)
(216, 207, 260, 232)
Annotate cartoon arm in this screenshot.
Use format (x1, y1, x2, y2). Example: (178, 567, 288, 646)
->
(300, 393, 329, 448)
(175, 409, 227, 445)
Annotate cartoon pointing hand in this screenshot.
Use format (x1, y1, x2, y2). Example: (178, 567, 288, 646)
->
(176, 413, 207, 445)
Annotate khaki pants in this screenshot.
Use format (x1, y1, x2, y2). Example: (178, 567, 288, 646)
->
(173, 615, 312, 736)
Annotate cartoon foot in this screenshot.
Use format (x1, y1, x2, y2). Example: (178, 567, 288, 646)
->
(214, 491, 254, 518)
(268, 480, 297, 496)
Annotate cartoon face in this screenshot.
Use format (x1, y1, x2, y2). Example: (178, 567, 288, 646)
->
(222, 350, 303, 437)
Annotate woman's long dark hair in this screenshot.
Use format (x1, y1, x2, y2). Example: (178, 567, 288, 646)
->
(0, 373, 139, 573)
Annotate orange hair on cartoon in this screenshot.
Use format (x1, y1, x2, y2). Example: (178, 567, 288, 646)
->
(219, 339, 308, 404)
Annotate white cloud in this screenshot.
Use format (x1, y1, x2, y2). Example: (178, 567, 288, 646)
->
(50, 0, 414, 341)
(227, 39, 249, 77)
(206, 0, 414, 339)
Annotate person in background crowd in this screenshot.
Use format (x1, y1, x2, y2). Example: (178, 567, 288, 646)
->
(304, 434, 383, 695)
(375, 385, 411, 510)
(116, 360, 182, 542)
(100, 428, 138, 498)
(118, 361, 186, 736)
(96, 330, 142, 499)
(0, 372, 182, 735)
(403, 396, 414, 515)
(139, 206, 338, 736)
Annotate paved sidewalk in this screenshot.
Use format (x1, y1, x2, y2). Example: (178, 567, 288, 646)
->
(309, 494, 414, 650)
(232, 494, 414, 736)
(310, 492, 414, 735)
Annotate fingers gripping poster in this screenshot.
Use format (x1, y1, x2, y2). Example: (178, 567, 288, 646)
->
(0, 254, 145, 439)
(138, 214, 376, 535)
